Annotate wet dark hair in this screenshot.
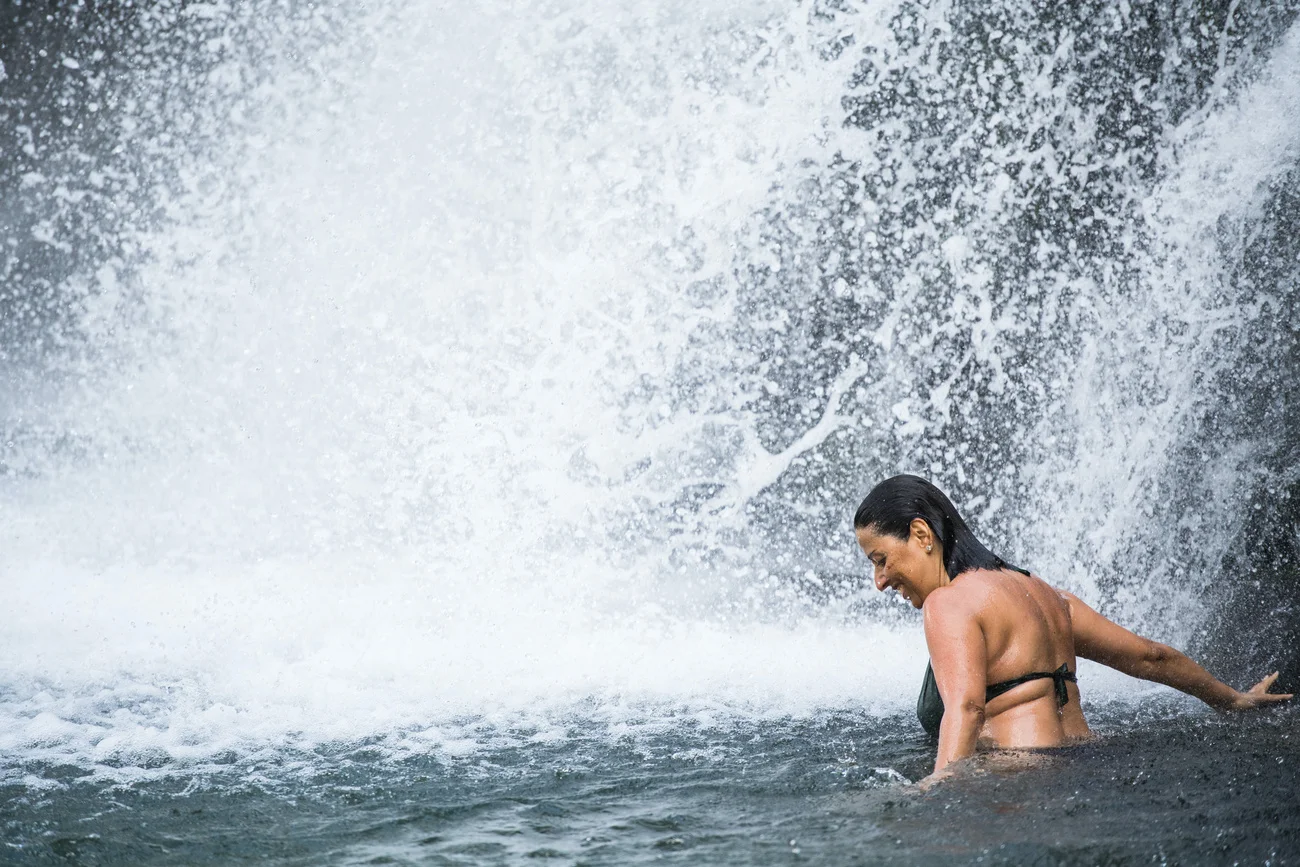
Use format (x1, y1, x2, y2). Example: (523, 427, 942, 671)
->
(853, 474, 1027, 578)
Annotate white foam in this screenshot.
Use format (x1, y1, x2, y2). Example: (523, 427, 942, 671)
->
(0, 556, 931, 778)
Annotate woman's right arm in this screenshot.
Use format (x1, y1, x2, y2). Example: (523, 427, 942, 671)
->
(1061, 591, 1292, 710)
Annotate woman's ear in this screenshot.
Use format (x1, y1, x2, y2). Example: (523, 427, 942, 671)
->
(910, 517, 932, 548)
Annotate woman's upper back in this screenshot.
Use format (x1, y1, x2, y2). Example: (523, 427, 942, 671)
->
(966, 569, 1073, 679)
(928, 568, 1090, 744)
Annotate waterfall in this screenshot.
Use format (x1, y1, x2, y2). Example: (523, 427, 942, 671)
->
(2, 0, 1297, 775)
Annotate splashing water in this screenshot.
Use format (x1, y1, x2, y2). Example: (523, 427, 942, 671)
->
(1, 0, 1298, 785)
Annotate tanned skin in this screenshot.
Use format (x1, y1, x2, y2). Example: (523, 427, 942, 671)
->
(855, 518, 1292, 786)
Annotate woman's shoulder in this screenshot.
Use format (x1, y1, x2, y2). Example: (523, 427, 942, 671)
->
(951, 567, 1024, 591)
(939, 567, 1054, 610)
(926, 569, 1000, 611)
(959, 566, 1057, 586)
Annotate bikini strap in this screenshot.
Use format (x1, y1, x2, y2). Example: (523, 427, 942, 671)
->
(984, 663, 1077, 706)
(1050, 662, 1075, 706)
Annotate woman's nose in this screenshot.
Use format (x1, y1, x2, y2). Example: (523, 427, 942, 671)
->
(874, 567, 887, 592)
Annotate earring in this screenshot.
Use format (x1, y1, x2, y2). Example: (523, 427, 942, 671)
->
(926, 545, 932, 553)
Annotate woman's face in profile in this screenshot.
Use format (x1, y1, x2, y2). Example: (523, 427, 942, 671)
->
(855, 523, 933, 608)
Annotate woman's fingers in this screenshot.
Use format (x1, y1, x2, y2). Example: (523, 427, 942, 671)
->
(1248, 672, 1283, 695)
(1230, 673, 1292, 709)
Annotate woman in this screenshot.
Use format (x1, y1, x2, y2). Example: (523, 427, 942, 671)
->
(853, 475, 1292, 784)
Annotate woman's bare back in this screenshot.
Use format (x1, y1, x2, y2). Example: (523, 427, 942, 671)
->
(951, 569, 1091, 746)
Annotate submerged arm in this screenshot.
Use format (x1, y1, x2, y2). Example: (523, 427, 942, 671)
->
(1062, 591, 1292, 710)
(924, 589, 988, 775)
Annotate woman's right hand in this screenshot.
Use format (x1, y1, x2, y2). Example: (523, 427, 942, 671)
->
(1228, 672, 1294, 710)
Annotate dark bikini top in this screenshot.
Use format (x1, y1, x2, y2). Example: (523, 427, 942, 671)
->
(917, 661, 1077, 737)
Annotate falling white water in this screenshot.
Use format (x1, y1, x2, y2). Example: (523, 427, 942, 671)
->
(1, 0, 1297, 778)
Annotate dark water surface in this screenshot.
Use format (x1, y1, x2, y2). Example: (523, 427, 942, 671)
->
(4, 702, 1296, 866)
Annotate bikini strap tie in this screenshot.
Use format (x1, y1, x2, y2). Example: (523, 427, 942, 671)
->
(1052, 662, 1075, 706)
